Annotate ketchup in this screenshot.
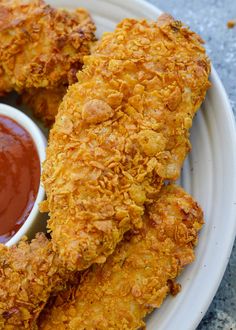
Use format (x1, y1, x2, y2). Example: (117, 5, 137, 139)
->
(0, 115, 40, 243)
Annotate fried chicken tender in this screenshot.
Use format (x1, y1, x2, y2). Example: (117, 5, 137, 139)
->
(0, 0, 96, 95)
(22, 86, 67, 126)
(0, 185, 203, 329)
(42, 15, 210, 271)
(38, 185, 204, 330)
(0, 233, 80, 330)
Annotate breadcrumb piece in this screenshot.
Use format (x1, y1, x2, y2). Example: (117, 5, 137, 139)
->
(227, 20, 236, 28)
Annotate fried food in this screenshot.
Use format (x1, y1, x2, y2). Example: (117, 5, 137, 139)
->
(0, 0, 96, 95)
(38, 185, 204, 330)
(22, 86, 67, 126)
(0, 233, 80, 330)
(0, 185, 203, 329)
(42, 14, 210, 271)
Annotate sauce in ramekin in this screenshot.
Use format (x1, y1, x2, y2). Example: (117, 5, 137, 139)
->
(0, 115, 40, 243)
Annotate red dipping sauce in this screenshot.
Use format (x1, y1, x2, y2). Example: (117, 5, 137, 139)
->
(0, 115, 40, 243)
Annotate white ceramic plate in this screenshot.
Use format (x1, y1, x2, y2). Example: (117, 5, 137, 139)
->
(5, 0, 236, 329)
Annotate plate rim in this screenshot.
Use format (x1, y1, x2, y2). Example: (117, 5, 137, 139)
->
(191, 65, 236, 328)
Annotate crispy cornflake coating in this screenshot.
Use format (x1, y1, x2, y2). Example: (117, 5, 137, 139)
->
(22, 86, 67, 126)
(42, 15, 210, 271)
(0, 233, 79, 330)
(38, 185, 204, 330)
(0, 0, 96, 94)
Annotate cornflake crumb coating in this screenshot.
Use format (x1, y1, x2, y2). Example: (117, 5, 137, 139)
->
(0, 0, 96, 94)
(39, 185, 204, 330)
(42, 14, 210, 271)
(22, 86, 68, 126)
(0, 234, 80, 329)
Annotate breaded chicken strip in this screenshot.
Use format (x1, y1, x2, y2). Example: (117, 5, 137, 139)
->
(0, 233, 80, 330)
(0, 0, 95, 95)
(38, 185, 204, 330)
(42, 15, 210, 271)
(0, 185, 203, 329)
(22, 86, 67, 126)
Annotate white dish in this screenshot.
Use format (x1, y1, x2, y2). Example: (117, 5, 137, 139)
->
(4, 0, 236, 329)
(0, 103, 47, 247)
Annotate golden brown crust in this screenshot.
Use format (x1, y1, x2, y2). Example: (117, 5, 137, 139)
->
(0, 0, 96, 94)
(22, 86, 67, 126)
(227, 19, 236, 28)
(42, 15, 210, 271)
(38, 185, 204, 330)
(0, 185, 203, 329)
(0, 233, 80, 329)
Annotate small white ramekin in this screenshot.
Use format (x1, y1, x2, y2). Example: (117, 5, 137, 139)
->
(0, 103, 47, 247)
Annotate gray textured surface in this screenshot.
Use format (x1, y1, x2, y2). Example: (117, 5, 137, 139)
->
(147, 0, 236, 329)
